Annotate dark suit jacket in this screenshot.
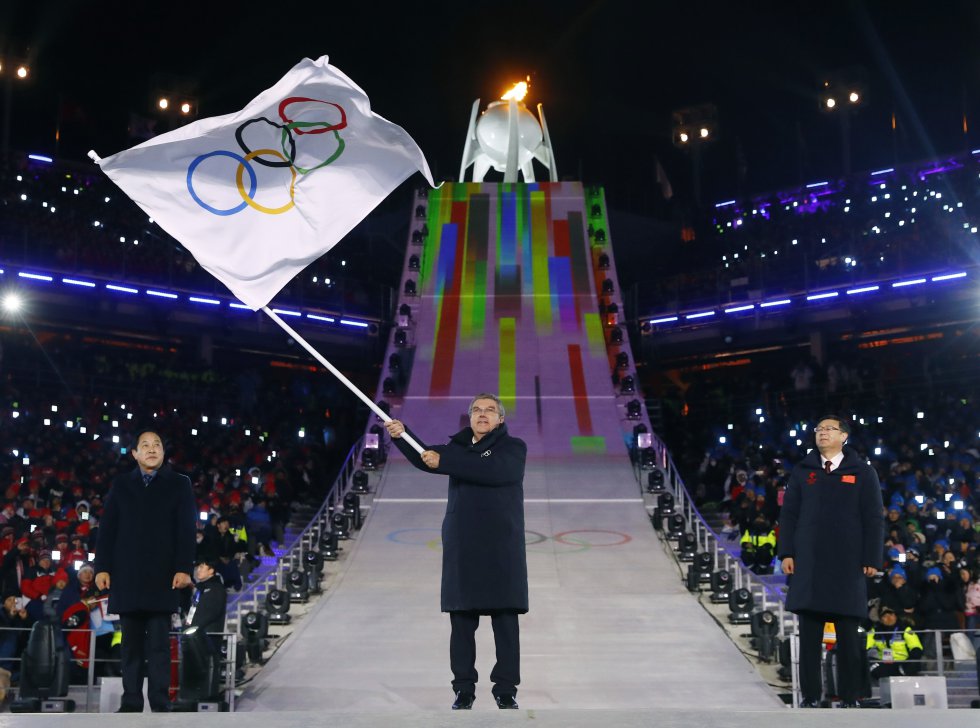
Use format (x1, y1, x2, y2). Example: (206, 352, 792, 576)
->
(94, 466, 197, 614)
(778, 449, 883, 618)
(393, 423, 529, 613)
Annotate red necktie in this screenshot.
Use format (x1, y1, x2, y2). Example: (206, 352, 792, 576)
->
(824, 461, 832, 474)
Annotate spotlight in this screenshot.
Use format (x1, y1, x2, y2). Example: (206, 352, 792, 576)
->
(331, 511, 349, 540)
(646, 469, 666, 494)
(679, 131, 689, 143)
(287, 570, 309, 603)
(394, 329, 408, 348)
(158, 97, 170, 110)
(825, 97, 836, 109)
(750, 609, 780, 662)
(620, 375, 635, 395)
(351, 469, 370, 494)
(639, 448, 655, 469)
(265, 588, 291, 625)
(343, 492, 362, 530)
(2, 293, 23, 313)
(677, 532, 697, 560)
(318, 528, 339, 561)
(382, 378, 396, 395)
(626, 399, 642, 420)
(360, 448, 378, 470)
(657, 492, 675, 516)
(693, 552, 713, 584)
(303, 551, 324, 594)
(177, 626, 223, 708)
(667, 514, 686, 541)
(240, 611, 268, 664)
(728, 587, 754, 624)
(180, 101, 192, 115)
(615, 352, 629, 369)
(710, 570, 733, 603)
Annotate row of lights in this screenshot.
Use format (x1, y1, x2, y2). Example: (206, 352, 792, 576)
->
(157, 97, 194, 115)
(0, 61, 29, 79)
(646, 269, 968, 326)
(0, 266, 373, 331)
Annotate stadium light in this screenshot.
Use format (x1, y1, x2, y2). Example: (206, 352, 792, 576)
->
(158, 97, 169, 110)
(2, 293, 23, 313)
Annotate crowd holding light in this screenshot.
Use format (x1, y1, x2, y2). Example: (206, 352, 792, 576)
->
(639, 149, 979, 323)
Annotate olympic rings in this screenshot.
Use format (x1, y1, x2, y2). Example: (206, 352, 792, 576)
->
(552, 529, 633, 547)
(235, 117, 296, 169)
(186, 95, 347, 216)
(236, 149, 296, 215)
(186, 151, 256, 217)
(278, 97, 346, 135)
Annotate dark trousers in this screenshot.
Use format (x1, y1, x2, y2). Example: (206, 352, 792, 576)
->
(449, 610, 520, 697)
(119, 612, 172, 711)
(798, 612, 863, 703)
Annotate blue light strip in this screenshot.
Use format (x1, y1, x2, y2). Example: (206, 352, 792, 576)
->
(714, 200, 736, 208)
(870, 168, 894, 176)
(685, 310, 715, 319)
(760, 299, 791, 308)
(18, 272, 53, 282)
(27, 154, 53, 164)
(932, 272, 967, 281)
(846, 285, 879, 295)
(62, 278, 96, 288)
(892, 278, 926, 288)
(806, 291, 839, 301)
(805, 181, 829, 188)
(1, 264, 374, 333)
(724, 304, 755, 313)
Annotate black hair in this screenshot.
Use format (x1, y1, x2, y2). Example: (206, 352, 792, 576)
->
(817, 415, 851, 435)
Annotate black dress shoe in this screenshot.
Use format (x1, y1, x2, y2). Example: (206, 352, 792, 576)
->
(799, 698, 820, 708)
(451, 692, 475, 710)
(495, 695, 519, 709)
(838, 700, 861, 709)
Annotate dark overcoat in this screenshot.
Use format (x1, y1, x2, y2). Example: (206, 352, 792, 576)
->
(777, 449, 883, 618)
(93, 466, 197, 614)
(393, 423, 529, 613)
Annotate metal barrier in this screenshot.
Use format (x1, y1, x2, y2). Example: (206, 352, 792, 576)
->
(0, 624, 238, 712)
(226, 436, 365, 640)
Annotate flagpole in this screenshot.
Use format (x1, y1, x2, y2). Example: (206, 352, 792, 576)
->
(261, 306, 425, 455)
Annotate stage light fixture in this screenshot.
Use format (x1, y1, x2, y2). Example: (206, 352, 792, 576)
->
(667, 514, 686, 541)
(351, 469, 370, 494)
(750, 609, 779, 662)
(626, 399, 642, 420)
(677, 532, 697, 560)
(331, 511, 349, 540)
(693, 552, 713, 583)
(177, 626, 223, 709)
(241, 611, 268, 664)
(303, 551, 324, 593)
(318, 527, 339, 561)
(728, 588, 754, 624)
(158, 97, 169, 110)
(710, 570, 732, 603)
(343, 492, 362, 530)
(265, 588, 291, 625)
(646, 468, 666, 493)
(657, 492, 675, 516)
(287, 569, 309, 603)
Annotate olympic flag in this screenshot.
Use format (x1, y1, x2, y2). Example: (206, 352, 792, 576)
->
(95, 56, 434, 310)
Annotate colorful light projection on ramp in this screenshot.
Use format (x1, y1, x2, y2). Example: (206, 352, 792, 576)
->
(417, 182, 611, 453)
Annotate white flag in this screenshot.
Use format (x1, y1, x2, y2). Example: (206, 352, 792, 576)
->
(97, 56, 434, 310)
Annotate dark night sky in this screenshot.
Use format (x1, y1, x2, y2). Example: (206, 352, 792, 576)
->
(4, 0, 980, 210)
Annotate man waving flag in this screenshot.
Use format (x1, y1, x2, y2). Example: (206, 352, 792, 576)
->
(95, 55, 434, 310)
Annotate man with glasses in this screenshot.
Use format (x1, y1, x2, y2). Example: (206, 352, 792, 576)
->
(385, 393, 527, 710)
(778, 415, 883, 708)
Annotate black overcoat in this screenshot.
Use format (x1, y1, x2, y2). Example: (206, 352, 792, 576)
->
(393, 423, 529, 613)
(777, 449, 883, 618)
(93, 466, 197, 614)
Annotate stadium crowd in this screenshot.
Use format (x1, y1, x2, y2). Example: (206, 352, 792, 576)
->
(636, 153, 979, 312)
(0, 156, 399, 314)
(0, 332, 364, 684)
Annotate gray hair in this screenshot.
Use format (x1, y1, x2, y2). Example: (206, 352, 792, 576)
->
(468, 392, 505, 419)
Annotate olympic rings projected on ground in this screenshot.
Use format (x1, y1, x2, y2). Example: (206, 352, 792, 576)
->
(186, 96, 347, 216)
(385, 528, 632, 554)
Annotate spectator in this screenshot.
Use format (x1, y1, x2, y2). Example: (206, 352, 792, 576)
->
(866, 606, 924, 681)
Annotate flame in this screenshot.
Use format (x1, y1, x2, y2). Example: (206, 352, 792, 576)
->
(501, 80, 528, 102)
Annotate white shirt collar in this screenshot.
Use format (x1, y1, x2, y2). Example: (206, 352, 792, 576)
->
(823, 451, 845, 471)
